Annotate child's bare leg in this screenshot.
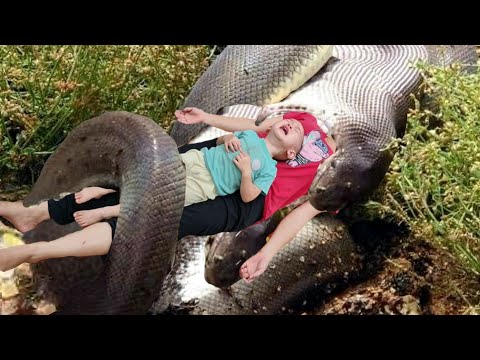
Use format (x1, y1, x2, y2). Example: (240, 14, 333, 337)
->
(73, 205, 120, 228)
(0, 201, 50, 233)
(0, 222, 112, 272)
(75, 187, 117, 204)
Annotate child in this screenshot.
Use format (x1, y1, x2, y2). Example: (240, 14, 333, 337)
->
(0, 108, 326, 271)
(70, 107, 305, 227)
(179, 112, 304, 206)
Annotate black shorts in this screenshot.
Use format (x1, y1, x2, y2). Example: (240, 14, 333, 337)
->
(48, 192, 120, 237)
(47, 138, 265, 239)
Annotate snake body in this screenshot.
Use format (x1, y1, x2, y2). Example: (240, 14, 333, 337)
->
(151, 215, 361, 315)
(23, 112, 184, 314)
(20, 46, 477, 314)
(170, 45, 333, 145)
(157, 45, 477, 314)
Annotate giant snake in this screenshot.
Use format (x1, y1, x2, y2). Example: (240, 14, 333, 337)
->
(12, 45, 477, 314)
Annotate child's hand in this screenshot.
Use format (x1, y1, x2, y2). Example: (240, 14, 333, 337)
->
(175, 107, 207, 124)
(233, 150, 252, 175)
(224, 134, 242, 153)
(239, 252, 270, 283)
(255, 106, 274, 126)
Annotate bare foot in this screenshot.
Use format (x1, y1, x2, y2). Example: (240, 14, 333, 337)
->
(0, 201, 48, 233)
(75, 187, 116, 204)
(73, 209, 107, 227)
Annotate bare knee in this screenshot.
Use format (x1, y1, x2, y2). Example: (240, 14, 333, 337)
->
(85, 222, 113, 255)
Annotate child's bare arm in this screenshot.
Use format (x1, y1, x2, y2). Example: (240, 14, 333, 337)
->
(176, 107, 283, 133)
(240, 201, 325, 282)
(204, 113, 283, 133)
(233, 150, 261, 202)
(239, 173, 261, 203)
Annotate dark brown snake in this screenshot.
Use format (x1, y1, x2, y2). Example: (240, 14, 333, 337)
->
(14, 45, 477, 314)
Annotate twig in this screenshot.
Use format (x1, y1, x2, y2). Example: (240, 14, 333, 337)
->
(208, 46, 218, 60)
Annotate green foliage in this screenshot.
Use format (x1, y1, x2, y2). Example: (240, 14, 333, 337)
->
(361, 61, 480, 277)
(0, 45, 210, 185)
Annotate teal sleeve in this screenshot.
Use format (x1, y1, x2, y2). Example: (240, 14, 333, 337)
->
(234, 130, 257, 139)
(253, 167, 277, 195)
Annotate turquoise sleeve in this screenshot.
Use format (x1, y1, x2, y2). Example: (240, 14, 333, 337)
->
(253, 167, 277, 195)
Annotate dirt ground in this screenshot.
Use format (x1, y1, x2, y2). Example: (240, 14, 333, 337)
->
(316, 235, 480, 315)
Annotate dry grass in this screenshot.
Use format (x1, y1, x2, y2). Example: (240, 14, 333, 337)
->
(0, 45, 210, 187)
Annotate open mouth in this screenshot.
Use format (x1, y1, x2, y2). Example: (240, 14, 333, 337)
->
(281, 125, 289, 135)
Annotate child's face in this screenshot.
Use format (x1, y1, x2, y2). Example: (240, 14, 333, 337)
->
(270, 119, 305, 157)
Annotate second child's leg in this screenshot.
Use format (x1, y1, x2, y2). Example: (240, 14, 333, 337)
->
(49, 192, 120, 226)
(0, 222, 113, 272)
(0, 201, 50, 233)
(0, 191, 120, 232)
(75, 187, 118, 204)
(73, 205, 120, 228)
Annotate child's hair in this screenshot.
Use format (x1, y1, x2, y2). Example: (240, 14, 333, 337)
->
(273, 136, 304, 161)
(293, 139, 303, 155)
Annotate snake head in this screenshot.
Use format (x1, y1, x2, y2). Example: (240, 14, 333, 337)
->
(204, 214, 281, 288)
(308, 121, 396, 212)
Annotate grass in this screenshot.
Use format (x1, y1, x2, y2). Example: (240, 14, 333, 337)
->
(359, 61, 480, 282)
(0, 45, 211, 187)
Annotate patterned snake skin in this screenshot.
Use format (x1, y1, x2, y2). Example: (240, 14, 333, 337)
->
(18, 46, 477, 314)
(22, 112, 185, 314)
(157, 45, 477, 315)
(170, 46, 333, 145)
(151, 215, 361, 315)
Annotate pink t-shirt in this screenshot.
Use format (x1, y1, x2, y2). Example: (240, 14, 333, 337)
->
(257, 112, 334, 220)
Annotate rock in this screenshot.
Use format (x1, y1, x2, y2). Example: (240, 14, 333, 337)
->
(1, 279, 19, 299)
(14, 263, 32, 278)
(397, 295, 421, 315)
(1, 298, 21, 315)
(1, 226, 25, 301)
(35, 300, 57, 315)
(2, 230, 24, 247)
